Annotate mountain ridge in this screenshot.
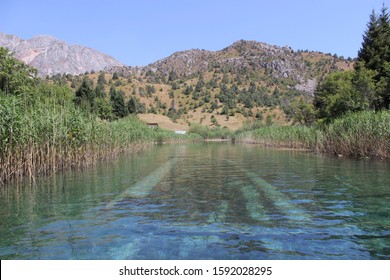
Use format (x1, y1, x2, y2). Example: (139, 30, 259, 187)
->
(0, 32, 124, 77)
(110, 38, 351, 94)
(27, 34, 352, 129)
(1, 32, 352, 89)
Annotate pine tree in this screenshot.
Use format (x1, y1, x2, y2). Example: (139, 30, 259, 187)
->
(95, 82, 106, 99)
(75, 76, 95, 112)
(97, 72, 106, 85)
(110, 86, 128, 118)
(358, 7, 390, 74)
(127, 96, 139, 114)
(357, 5, 390, 109)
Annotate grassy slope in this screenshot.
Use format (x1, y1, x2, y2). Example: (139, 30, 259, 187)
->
(84, 73, 298, 131)
(75, 51, 352, 132)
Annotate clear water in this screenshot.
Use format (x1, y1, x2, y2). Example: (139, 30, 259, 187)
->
(1, 143, 389, 259)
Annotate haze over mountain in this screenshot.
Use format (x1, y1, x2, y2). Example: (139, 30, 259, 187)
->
(0, 32, 124, 77)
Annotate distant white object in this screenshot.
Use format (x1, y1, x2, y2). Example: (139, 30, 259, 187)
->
(147, 123, 159, 128)
(175, 130, 186, 135)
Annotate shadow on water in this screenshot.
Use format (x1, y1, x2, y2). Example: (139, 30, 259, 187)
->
(0, 143, 389, 259)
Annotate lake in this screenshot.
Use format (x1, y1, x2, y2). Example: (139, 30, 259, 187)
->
(0, 143, 389, 259)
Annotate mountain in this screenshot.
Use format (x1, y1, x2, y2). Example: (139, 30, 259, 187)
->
(4, 33, 352, 129)
(0, 32, 123, 77)
(99, 40, 353, 129)
(145, 40, 306, 82)
(112, 39, 352, 94)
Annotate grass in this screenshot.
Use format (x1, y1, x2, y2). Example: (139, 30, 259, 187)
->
(235, 110, 390, 159)
(0, 94, 194, 185)
(235, 125, 319, 150)
(2, 89, 388, 186)
(320, 110, 390, 158)
(187, 124, 233, 140)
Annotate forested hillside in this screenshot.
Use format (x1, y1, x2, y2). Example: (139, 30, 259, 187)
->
(1, 6, 389, 186)
(46, 40, 352, 129)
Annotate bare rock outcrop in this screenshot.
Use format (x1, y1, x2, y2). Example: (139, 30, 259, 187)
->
(0, 33, 123, 77)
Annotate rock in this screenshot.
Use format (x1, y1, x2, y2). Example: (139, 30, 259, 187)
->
(141, 40, 308, 83)
(0, 32, 123, 77)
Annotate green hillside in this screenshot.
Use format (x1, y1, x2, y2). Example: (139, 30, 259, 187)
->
(49, 40, 352, 130)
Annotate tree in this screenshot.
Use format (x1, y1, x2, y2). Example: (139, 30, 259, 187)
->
(97, 72, 106, 85)
(110, 86, 128, 118)
(314, 67, 381, 123)
(183, 85, 193, 95)
(352, 61, 377, 109)
(314, 71, 355, 123)
(112, 72, 120, 80)
(127, 96, 139, 114)
(314, 5, 390, 120)
(222, 73, 230, 84)
(211, 115, 219, 126)
(255, 111, 263, 121)
(0, 47, 38, 96)
(95, 72, 106, 99)
(288, 98, 316, 126)
(145, 85, 156, 97)
(357, 6, 390, 109)
(195, 76, 205, 92)
(168, 70, 178, 82)
(358, 7, 390, 73)
(221, 105, 230, 118)
(95, 98, 114, 120)
(94, 82, 106, 99)
(75, 76, 95, 113)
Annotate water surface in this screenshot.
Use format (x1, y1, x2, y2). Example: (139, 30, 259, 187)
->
(1, 143, 389, 259)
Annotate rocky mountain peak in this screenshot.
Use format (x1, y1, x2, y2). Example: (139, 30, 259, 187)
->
(142, 39, 308, 83)
(0, 32, 123, 77)
(146, 48, 214, 76)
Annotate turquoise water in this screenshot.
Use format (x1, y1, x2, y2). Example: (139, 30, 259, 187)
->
(0, 143, 389, 259)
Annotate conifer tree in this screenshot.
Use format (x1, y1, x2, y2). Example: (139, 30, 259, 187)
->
(75, 76, 95, 112)
(110, 86, 128, 118)
(97, 72, 106, 85)
(95, 82, 106, 99)
(358, 7, 390, 74)
(355, 6, 390, 110)
(127, 96, 139, 114)
(357, 6, 390, 108)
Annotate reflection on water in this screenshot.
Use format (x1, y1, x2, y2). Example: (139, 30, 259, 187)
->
(1, 143, 390, 259)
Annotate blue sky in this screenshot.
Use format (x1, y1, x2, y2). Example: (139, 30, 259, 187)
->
(2, 0, 389, 66)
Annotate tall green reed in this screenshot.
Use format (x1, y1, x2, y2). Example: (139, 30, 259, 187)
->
(235, 110, 390, 159)
(0, 94, 181, 185)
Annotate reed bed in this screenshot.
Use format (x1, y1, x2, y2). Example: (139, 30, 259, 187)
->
(0, 95, 187, 185)
(235, 110, 390, 159)
(187, 124, 233, 140)
(235, 125, 319, 150)
(320, 110, 390, 159)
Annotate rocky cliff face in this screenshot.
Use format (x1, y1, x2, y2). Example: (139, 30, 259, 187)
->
(1, 32, 350, 91)
(218, 40, 307, 82)
(137, 39, 352, 93)
(146, 49, 215, 76)
(0, 33, 123, 77)
(143, 40, 308, 83)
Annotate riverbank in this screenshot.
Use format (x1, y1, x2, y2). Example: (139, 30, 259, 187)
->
(2, 98, 388, 186)
(0, 95, 190, 185)
(234, 110, 390, 159)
